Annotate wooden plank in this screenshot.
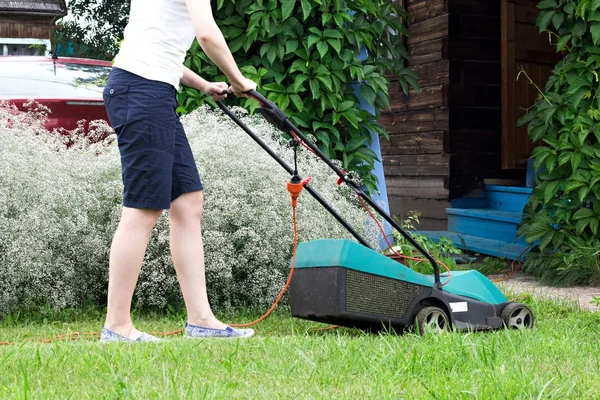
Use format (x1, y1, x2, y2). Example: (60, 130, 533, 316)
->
(450, 107, 501, 130)
(449, 14, 499, 39)
(449, 38, 500, 61)
(406, 14, 448, 46)
(501, 0, 516, 169)
(379, 108, 449, 134)
(515, 48, 564, 65)
(406, 0, 447, 24)
(515, 23, 557, 57)
(0, 22, 52, 39)
(447, 130, 501, 154)
(380, 131, 446, 155)
(389, 84, 448, 112)
(387, 197, 451, 230)
(515, 0, 543, 25)
(450, 153, 501, 177)
(408, 60, 449, 87)
(407, 38, 448, 65)
(448, 0, 499, 16)
(386, 177, 449, 199)
(383, 154, 450, 177)
(449, 60, 500, 84)
(448, 83, 501, 107)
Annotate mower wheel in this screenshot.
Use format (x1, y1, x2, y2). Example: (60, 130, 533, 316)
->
(414, 306, 449, 334)
(501, 303, 534, 329)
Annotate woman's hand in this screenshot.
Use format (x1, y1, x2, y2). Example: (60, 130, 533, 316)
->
(202, 81, 230, 101)
(229, 78, 257, 98)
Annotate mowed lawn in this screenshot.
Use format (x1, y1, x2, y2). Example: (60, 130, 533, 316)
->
(1, 296, 599, 399)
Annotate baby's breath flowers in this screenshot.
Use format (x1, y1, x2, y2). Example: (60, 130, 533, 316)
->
(0, 103, 381, 316)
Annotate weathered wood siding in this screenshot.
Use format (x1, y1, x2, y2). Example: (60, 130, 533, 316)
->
(380, 0, 450, 230)
(380, 0, 528, 228)
(0, 16, 53, 39)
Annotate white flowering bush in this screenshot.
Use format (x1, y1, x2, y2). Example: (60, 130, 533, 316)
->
(0, 103, 381, 316)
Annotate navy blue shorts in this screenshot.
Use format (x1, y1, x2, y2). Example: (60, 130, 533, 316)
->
(103, 67, 203, 210)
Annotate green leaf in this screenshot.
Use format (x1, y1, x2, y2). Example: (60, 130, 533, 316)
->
(576, 218, 590, 234)
(565, 180, 587, 193)
(292, 75, 309, 92)
(544, 180, 560, 203)
(338, 100, 355, 112)
(323, 29, 344, 39)
(537, 0, 558, 9)
(573, 207, 595, 220)
(314, 131, 331, 147)
(309, 79, 320, 99)
(307, 35, 320, 49)
(289, 94, 304, 111)
(326, 38, 342, 54)
(346, 136, 367, 153)
(556, 34, 572, 51)
(537, 10, 554, 32)
(552, 12, 564, 29)
(316, 41, 328, 58)
(538, 230, 555, 252)
(573, 20, 587, 37)
(591, 22, 600, 46)
(333, 13, 344, 27)
(300, 0, 312, 20)
(525, 222, 552, 243)
(281, 0, 297, 20)
(571, 152, 582, 172)
(579, 186, 590, 203)
(359, 84, 377, 105)
(286, 40, 299, 54)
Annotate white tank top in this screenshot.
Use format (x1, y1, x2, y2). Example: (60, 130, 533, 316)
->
(113, 0, 195, 89)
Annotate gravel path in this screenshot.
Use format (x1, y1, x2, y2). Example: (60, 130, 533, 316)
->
(491, 272, 600, 312)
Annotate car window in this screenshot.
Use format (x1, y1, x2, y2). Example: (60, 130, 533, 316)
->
(0, 62, 111, 99)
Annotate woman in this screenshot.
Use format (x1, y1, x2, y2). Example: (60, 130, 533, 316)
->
(100, 0, 257, 342)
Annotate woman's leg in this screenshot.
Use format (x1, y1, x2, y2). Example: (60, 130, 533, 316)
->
(169, 191, 227, 329)
(103, 206, 163, 338)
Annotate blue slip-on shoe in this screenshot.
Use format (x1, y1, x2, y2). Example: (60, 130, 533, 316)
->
(100, 327, 162, 343)
(184, 322, 254, 338)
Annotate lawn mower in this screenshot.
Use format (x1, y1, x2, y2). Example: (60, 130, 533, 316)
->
(217, 91, 534, 334)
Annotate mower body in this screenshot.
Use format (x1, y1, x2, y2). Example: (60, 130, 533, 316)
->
(289, 239, 513, 332)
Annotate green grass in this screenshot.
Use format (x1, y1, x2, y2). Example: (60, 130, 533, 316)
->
(1, 297, 600, 399)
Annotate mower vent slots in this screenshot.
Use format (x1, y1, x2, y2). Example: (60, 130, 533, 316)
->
(345, 269, 426, 319)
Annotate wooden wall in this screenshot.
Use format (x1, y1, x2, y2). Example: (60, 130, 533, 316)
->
(379, 0, 525, 229)
(380, 0, 450, 230)
(0, 16, 54, 39)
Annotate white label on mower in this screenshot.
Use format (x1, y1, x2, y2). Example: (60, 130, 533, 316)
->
(449, 302, 468, 313)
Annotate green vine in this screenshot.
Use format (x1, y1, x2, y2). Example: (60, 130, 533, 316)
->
(177, 0, 418, 194)
(517, 0, 600, 284)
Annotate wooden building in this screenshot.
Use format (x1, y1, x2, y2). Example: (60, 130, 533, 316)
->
(380, 0, 561, 233)
(0, 0, 67, 55)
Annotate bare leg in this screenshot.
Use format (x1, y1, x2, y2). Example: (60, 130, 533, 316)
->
(103, 206, 163, 338)
(169, 191, 227, 329)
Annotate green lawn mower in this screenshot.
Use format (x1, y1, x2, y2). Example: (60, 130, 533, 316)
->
(218, 91, 534, 334)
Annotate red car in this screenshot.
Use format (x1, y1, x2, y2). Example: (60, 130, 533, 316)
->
(0, 56, 113, 132)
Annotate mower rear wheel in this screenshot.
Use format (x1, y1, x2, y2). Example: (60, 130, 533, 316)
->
(414, 306, 449, 334)
(501, 303, 534, 329)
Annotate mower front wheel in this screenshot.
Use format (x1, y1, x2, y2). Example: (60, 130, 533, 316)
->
(414, 306, 449, 334)
(501, 303, 534, 329)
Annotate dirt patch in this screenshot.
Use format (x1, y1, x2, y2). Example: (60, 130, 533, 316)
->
(490, 272, 600, 312)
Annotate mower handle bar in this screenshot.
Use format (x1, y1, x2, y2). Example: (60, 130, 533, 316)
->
(219, 89, 442, 287)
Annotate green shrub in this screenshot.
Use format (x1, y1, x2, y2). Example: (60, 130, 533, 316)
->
(179, 0, 417, 194)
(517, 0, 600, 284)
(0, 104, 381, 316)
